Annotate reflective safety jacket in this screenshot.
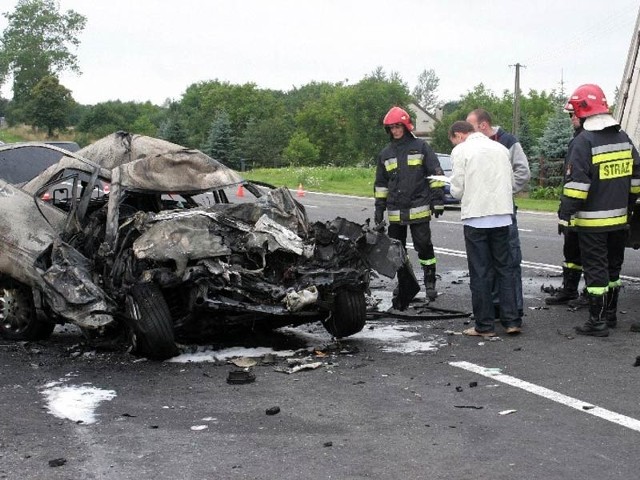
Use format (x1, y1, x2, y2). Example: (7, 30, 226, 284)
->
(374, 133, 444, 224)
(560, 126, 640, 232)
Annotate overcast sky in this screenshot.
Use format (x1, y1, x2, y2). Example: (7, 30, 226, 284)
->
(1, 0, 638, 107)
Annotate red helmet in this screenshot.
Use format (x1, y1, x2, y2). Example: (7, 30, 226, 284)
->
(383, 106, 414, 131)
(566, 84, 609, 118)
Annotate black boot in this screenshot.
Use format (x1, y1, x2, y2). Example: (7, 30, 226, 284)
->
(605, 286, 620, 328)
(423, 265, 437, 301)
(567, 288, 589, 309)
(575, 293, 609, 337)
(545, 267, 581, 305)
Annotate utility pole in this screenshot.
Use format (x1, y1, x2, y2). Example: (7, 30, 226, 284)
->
(510, 62, 525, 136)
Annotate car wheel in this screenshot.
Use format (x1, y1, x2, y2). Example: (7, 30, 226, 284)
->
(0, 286, 55, 340)
(125, 284, 179, 360)
(322, 289, 366, 338)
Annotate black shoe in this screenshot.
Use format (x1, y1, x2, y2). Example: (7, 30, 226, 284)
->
(575, 324, 609, 337)
(545, 290, 579, 305)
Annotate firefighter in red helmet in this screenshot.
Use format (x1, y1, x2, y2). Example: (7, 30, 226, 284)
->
(559, 84, 640, 336)
(374, 106, 446, 305)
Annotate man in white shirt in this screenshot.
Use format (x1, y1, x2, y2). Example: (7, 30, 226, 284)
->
(449, 121, 522, 336)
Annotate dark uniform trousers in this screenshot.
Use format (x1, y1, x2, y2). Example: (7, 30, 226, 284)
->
(388, 221, 435, 265)
(578, 229, 627, 290)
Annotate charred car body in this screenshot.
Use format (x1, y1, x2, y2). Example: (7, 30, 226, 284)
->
(0, 133, 405, 359)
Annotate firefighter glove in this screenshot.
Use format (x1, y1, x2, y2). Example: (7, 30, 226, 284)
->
(432, 201, 444, 218)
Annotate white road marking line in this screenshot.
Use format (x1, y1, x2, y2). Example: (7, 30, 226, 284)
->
(405, 243, 640, 282)
(450, 361, 640, 432)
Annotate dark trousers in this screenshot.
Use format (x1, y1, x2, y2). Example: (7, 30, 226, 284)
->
(464, 225, 521, 332)
(491, 212, 523, 311)
(388, 221, 435, 264)
(563, 230, 582, 268)
(578, 229, 627, 291)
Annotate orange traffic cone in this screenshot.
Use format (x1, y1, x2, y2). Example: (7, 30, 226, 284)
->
(297, 183, 305, 197)
(236, 184, 245, 197)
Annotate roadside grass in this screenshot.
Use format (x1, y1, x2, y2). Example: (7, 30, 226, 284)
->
(0, 125, 77, 144)
(243, 166, 558, 212)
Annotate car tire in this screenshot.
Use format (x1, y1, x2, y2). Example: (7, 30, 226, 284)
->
(0, 286, 55, 340)
(322, 289, 366, 338)
(125, 284, 179, 360)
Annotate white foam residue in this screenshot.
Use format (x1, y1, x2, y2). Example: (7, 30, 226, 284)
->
(351, 323, 419, 341)
(42, 384, 116, 424)
(168, 346, 297, 363)
(382, 338, 447, 353)
(351, 322, 446, 354)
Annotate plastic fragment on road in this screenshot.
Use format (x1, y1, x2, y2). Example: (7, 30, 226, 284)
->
(499, 409, 517, 415)
(230, 357, 258, 368)
(274, 361, 323, 374)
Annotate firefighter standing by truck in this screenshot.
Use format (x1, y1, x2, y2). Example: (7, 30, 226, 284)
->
(559, 84, 640, 336)
(546, 103, 585, 306)
(374, 106, 445, 303)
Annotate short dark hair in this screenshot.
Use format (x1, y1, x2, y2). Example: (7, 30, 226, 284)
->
(448, 121, 475, 137)
(469, 108, 492, 125)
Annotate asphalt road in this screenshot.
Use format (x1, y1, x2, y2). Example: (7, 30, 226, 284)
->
(2, 190, 640, 480)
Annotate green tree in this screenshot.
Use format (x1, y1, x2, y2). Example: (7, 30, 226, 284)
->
(158, 115, 189, 146)
(0, 0, 86, 119)
(412, 69, 440, 112)
(530, 107, 574, 188)
(202, 110, 234, 164)
(27, 75, 74, 137)
(282, 131, 319, 167)
(235, 116, 293, 169)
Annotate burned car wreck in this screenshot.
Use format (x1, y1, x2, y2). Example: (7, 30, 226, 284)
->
(0, 133, 407, 359)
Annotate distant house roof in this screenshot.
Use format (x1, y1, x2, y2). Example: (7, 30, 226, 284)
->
(408, 102, 440, 140)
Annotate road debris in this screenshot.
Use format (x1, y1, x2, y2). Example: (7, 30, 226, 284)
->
(226, 369, 256, 384)
(274, 361, 323, 374)
(266, 406, 281, 415)
(499, 409, 517, 415)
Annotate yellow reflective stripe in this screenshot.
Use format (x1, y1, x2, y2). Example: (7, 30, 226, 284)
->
(374, 187, 388, 199)
(632, 186, 640, 194)
(388, 209, 400, 222)
(563, 187, 588, 199)
(592, 149, 632, 164)
(419, 257, 437, 266)
(407, 159, 422, 166)
(563, 262, 582, 271)
(609, 279, 622, 288)
(599, 159, 632, 179)
(384, 158, 397, 171)
(410, 210, 431, 220)
(586, 287, 608, 295)
(573, 214, 627, 227)
(429, 180, 446, 188)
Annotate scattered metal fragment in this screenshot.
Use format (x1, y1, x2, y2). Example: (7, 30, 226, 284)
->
(469, 381, 478, 388)
(48, 458, 67, 467)
(499, 409, 517, 415)
(455, 386, 463, 392)
(266, 406, 281, 415)
(454, 405, 484, 409)
(323, 441, 333, 447)
(582, 405, 595, 410)
(226, 369, 256, 384)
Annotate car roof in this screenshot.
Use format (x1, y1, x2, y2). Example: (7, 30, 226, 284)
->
(0, 141, 80, 184)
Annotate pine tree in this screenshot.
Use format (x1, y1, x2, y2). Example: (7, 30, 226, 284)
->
(202, 110, 234, 165)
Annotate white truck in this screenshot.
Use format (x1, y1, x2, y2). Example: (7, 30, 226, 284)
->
(616, 8, 640, 247)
